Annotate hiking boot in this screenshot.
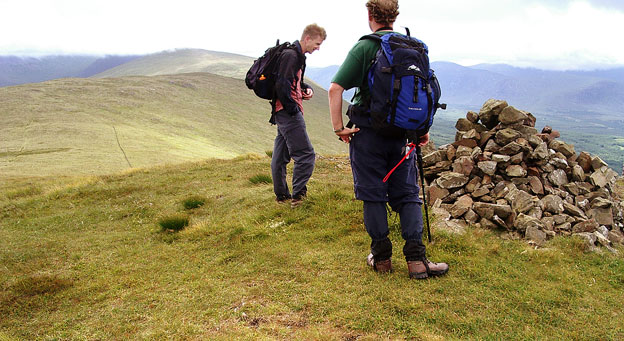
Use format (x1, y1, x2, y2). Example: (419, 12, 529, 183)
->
(276, 194, 291, 204)
(291, 194, 306, 208)
(407, 258, 449, 279)
(366, 253, 393, 273)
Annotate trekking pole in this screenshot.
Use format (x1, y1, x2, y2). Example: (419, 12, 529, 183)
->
(416, 146, 432, 243)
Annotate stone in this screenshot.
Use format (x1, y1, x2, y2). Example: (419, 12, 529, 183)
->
(492, 154, 511, 163)
(483, 139, 501, 153)
(436, 172, 470, 189)
(591, 156, 608, 171)
(466, 111, 479, 123)
(572, 219, 599, 233)
(548, 169, 569, 187)
(588, 208, 614, 227)
(423, 150, 445, 167)
(500, 141, 523, 155)
(464, 209, 480, 224)
(453, 138, 478, 148)
(455, 118, 474, 132)
(456, 145, 473, 158)
(452, 156, 475, 176)
(541, 194, 565, 214)
(593, 231, 611, 247)
(471, 186, 490, 198)
(530, 142, 549, 161)
(510, 189, 538, 214)
(526, 225, 547, 246)
(450, 195, 474, 218)
(499, 105, 528, 125)
(495, 128, 521, 146)
(608, 230, 624, 245)
(480, 217, 499, 229)
(492, 181, 517, 199)
(576, 152, 592, 173)
(510, 152, 524, 165)
(479, 99, 508, 129)
(424, 161, 453, 176)
(506, 165, 527, 177)
(473, 202, 513, 220)
(589, 171, 607, 188)
(549, 140, 575, 158)
(515, 213, 544, 232)
(465, 177, 482, 193)
(591, 197, 612, 209)
(478, 161, 498, 176)
(563, 202, 587, 218)
(428, 185, 450, 206)
(528, 176, 544, 195)
(462, 129, 481, 141)
(571, 165, 586, 182)
(445, 145, 457, 161)
(550, 158, 569, 169)
(493, 215, 509, 229)
(470, 147, 483, 160)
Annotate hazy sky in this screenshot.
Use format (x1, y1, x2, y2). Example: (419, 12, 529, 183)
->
(1, 0, 624, 70)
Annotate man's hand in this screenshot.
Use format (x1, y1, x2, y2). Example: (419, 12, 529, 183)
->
(418, 132, 430, 147)
(303, 88, 313, 100)
(336, 126, 360, 143)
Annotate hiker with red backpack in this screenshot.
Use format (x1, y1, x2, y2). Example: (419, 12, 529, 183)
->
(328, 0, 449, 279)
(248, 24, 326, 208)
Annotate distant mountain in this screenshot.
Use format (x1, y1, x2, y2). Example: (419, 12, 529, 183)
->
(92, 49, 254, 79)
(0, 55, 140, 86)
(306, 61, 624, 118)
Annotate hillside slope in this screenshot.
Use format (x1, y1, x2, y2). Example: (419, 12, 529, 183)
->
(92, 49, 254, 79)
(0, 73, 347, 178)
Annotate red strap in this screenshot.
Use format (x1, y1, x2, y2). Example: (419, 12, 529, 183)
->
(383, 143, 416, 183)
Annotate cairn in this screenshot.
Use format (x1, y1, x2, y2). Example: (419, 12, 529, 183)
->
(423, 99, 624, 250)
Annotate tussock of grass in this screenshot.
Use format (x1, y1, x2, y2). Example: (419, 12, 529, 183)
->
(1, 157, 623, 339)
(249, 174, 272, 185)
(158, 214, 190, 231)
(182, 196, 206, 210)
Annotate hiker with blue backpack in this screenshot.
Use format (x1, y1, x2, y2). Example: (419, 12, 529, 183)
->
(247, 24, 326, 208)
(328, 0, 449, 279)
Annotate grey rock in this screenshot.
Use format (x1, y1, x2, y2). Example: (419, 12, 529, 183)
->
(479, 99, 508, 129)
(572, 219, 599, 233)
(478, 161, 498, 176)
(571, 165, 586, 182)
(495, 128, 521, 146)
(450, 195, 474, 218)
(499, 105, 529, 125)
(506, 165, 527, 177)
(515, 213, 544, 232)
(436, 172, 470, 189)
(510, 190, 538, 214)
(492, 154, 511, 163)
(473, 202, 513, 220)
(466, 111, 479, 123)
(591, 156, 608, 171)
(456, 145, 473, 158)
(526, 225, 547, 246)
(455, 118, 474, 132)
(541, 194, 565, 214)
(548, 169, 569, 187)
(563, 202, 587, 218)
(528, 176, 544, 195)
(588, 208, 614, 227)
(608, 230, 624, 245)
(500, 141, 523, 155)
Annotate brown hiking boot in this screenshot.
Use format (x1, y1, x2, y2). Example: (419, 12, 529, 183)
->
(407, 259, 449, 279)
(366, 253, 393, 273)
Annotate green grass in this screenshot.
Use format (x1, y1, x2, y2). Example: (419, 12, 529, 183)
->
(1, 155, 623, 339)
(249, 174, 272, 185)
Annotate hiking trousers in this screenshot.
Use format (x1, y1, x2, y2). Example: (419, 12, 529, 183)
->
(271, 110, 315, 200)
(349, 126, 426, 262)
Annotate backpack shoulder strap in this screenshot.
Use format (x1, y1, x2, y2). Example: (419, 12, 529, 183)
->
(359, 33, 382, 42)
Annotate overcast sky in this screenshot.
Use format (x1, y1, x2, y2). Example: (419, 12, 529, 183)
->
(1, 0, 624, 70)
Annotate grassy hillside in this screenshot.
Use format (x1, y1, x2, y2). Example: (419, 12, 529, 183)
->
(1, 156, 623, 339)
(0, 72, 348, 178)
(92, 49, 254, 79)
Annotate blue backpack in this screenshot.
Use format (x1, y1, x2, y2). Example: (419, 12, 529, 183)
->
(364, 29, 446, 141)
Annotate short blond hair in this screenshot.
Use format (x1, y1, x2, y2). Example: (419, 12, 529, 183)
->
(302, 23, 327, 41)
(366, 0, 399, 25)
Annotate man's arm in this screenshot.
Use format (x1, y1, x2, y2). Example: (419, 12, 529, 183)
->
(328, 82, 359, 143)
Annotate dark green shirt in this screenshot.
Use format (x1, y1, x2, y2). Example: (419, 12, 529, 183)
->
(331, 31, 391, 106)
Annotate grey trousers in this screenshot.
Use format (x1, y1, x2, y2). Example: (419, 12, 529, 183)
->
(271, 110, 315, 200)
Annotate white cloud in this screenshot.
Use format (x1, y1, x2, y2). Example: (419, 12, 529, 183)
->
(0, 0, 623, 70)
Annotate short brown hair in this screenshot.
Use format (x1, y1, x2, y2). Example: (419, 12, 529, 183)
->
(366, 0, 399, 25)
(302, 23, 327, 41)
